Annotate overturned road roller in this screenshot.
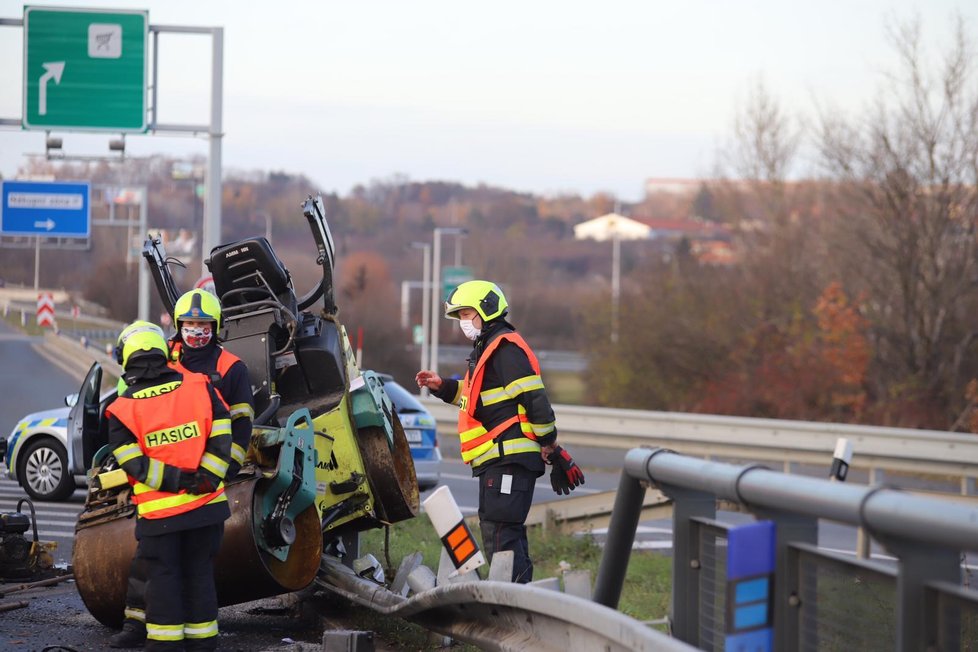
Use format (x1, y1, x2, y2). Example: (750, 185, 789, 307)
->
(72, 195, 419, 627)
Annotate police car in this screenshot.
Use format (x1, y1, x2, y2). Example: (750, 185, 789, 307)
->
(4, 404, 79, 501)
(4, 362, 118, 502)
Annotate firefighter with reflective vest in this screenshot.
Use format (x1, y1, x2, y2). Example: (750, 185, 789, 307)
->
(169, 288, 254, 477)
(416, 280, 584, 583)
(109, 291, 254, 647)
(103, 321, 232, 651)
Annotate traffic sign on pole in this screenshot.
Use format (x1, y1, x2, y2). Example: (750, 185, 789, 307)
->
(1, 180, 91, 238)
(23, 6, 148, 131)
(36, 292, 56, 328)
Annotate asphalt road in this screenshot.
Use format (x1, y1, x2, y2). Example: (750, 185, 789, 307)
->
(0, 320, 79, 439)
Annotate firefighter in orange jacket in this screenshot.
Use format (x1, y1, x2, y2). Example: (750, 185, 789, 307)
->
(105, 322, 232, 651)
(111, 290, 254, 648)
(169, 288, 254, 477)
(416, 280, 584, 583)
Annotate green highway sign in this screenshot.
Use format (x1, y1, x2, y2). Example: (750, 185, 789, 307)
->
(23, 6, 148, 132)
(442, 265, 474, 301)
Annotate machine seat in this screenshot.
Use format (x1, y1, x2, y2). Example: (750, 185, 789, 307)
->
(208, 237, 297, 316)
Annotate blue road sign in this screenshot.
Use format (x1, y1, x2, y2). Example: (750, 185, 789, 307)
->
(725, 520, 775, 651)
(0, 180, 91, 237)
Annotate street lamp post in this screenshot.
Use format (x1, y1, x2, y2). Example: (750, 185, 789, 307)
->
(430, 227, 466, 375)
(612, 229, 620, 343)
(411, 242, 432, 377)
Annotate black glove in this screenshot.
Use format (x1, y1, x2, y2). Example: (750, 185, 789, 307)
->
(548, 445, 585, 495)
(178, 470, 217, 494)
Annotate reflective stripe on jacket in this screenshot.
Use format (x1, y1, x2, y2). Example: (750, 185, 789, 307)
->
(105, 372, 226, 519)
(458, 332, 542, 467)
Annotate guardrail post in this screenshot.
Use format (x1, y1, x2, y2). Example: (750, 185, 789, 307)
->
(962, 476, 976, 496)
(593, 471, 646, 609)
(665, 485, 716, 645)
(877, 538, 960, 652)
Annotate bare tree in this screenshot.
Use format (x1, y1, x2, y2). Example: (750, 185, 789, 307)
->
(816, 15, 978, 425)
(726, 76, 802, 184)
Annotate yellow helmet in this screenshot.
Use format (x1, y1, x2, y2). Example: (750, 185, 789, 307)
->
(444, 280, 508, 322)
(117, 321, 168, 368)
(174, 289, 222, 329)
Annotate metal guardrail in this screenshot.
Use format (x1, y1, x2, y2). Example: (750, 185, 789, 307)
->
(422, 398, 978, 493)
(36, 331, 123, 383)
(317, 555, 694, 652)
(594, 448, 978, 651)
(525, 488, 672, 532)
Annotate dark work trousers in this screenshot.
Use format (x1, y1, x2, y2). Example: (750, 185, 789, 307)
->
(123, 467, 241, 629)
(140, 522, 224, 652)
(122, 549, 148, 626)
(477, 464, 536, 583)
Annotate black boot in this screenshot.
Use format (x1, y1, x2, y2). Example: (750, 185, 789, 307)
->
(109, 621, 146, 648)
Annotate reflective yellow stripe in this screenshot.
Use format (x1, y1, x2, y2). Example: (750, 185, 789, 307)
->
(124, 607, 145, 622)
(200, 452, 229, 478)
(230, 442, 246, 466)
(210, 418, 231, 437)
(114, 443, 142, 465)
(480, 374, 545, 406)
(39, 417, 58, 428)
(471, 438, 542, 468)
(460, 438, 495, 463)
(479, 387, 508, 406)
(136, 488, 227, 513)
(146, 623, 184, 641)
(145, 458, 164, 490)
(131, 381, 181, 398)
(449, 383, 463, 406)
(184, 620, 219, 639)
(529, 420, 556, 437)
(459, 424, 489, 444)
(229, 403, 254, 420)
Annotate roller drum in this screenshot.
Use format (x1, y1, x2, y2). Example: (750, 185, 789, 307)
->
(74, 475, 322, 628)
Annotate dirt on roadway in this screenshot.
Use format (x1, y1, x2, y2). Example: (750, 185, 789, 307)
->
(0, 575, 396, 652)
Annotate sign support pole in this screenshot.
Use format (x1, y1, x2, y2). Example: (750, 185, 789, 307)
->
(138, 189, 149, 321)
(202, 27, 223, 276)
(34, 235, 40, 291)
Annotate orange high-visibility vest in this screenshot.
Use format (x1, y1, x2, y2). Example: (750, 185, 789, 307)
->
(457, 332, 541, 466)
(170, 341, 242, 381)
(106, 372, 224, 519)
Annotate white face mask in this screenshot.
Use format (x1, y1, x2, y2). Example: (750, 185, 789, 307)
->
(459, 318, 481, 341)
(181, 324, 213, 349)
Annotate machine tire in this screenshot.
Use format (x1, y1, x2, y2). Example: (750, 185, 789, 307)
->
(358, 416, 419, 524)
(18, 437, 74, 502)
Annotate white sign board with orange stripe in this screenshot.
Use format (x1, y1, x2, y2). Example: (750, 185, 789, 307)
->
(423, 485, 485, 576)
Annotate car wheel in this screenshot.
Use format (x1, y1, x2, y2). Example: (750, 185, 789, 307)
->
(18, 437, 75, 501)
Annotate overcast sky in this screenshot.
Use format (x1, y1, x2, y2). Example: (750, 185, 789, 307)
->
(1, 0, 975, 201)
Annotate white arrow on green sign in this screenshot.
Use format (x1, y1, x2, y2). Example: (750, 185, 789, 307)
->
(23, 6, 148, 132)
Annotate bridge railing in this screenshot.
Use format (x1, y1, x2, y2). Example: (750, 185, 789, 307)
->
(593, 448, 978, 651)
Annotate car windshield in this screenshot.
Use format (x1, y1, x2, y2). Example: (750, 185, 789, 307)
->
(382, 379, 425, 413)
